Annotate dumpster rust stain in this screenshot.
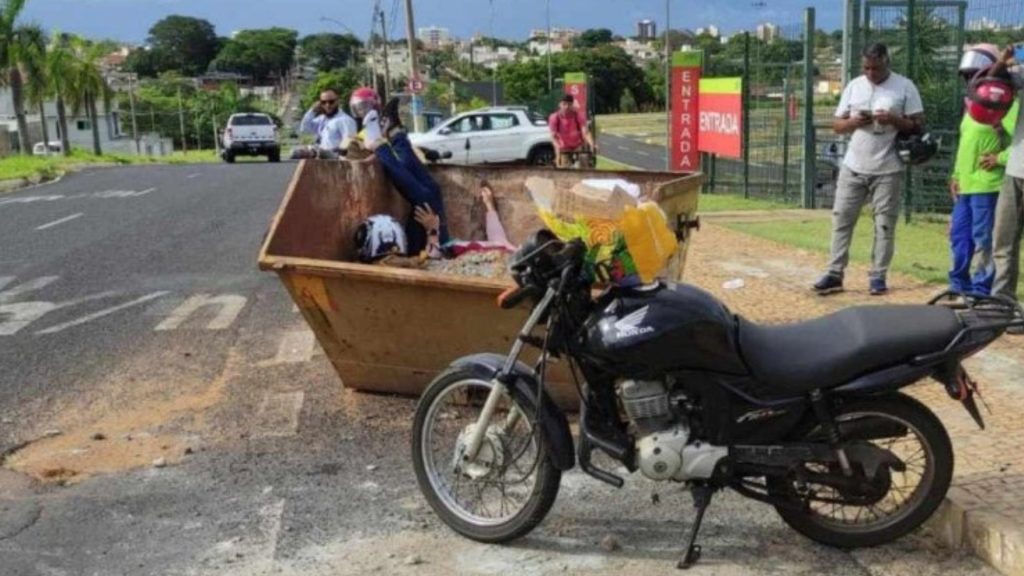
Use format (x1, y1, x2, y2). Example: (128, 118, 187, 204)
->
(4, 349, 243, 484)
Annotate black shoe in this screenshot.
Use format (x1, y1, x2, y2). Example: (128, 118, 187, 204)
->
(869, 277, 888, 296)
(813, 273, 843, 295)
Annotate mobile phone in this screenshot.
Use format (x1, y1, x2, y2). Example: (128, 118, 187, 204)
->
(1015, 43, 1024, 64)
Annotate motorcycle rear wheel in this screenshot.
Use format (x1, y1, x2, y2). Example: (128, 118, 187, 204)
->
(768, 393, 953, 548)
(411, 368, 562, 543)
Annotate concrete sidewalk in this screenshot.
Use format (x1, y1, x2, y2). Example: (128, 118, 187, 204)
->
(686, 222, 1024, 576)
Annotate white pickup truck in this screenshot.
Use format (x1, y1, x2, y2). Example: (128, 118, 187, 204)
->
(409, 106, 554, 165)
(221, 113, 281, 163)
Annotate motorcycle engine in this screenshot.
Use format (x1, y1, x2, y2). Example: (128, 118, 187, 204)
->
(618, 379, 727, 482)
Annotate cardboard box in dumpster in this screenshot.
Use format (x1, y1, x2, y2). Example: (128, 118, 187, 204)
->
(525, 176, 678, 285)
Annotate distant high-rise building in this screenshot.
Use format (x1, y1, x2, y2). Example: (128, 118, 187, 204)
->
(696, 25, 720, 38)
(417, 26, 452, 49)
(756, 22, 780, 42)
(637, 19, 657, 40)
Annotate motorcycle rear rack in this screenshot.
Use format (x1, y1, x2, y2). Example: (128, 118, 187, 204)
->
(913, 291, 1024, 365)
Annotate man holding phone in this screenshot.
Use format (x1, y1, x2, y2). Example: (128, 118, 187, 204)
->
(298, 88, 358, 158)
(991, 44, 1024, 333)
(813, 43, 925, 296)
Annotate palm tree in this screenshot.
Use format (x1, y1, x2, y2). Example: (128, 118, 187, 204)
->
(67, 37, 109, 156)
(0, 0, 41, 154)
(46, 33, 73, 156)
(19, 25, 50, 154)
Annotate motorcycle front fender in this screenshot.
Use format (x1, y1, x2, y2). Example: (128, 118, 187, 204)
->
(450, 353, 576, 471)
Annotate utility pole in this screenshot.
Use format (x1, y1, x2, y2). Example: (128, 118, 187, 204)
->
(379, 7, 391, 101)
(127, 73, 140, 155)
(404, 0, 422, 132)
(664, 0, 671, 171)
(177, 85, 187, 153)
(546, 0, 552, 92)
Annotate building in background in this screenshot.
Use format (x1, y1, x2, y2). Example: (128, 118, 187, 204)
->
(418, 26, 452, 49)
(695, 25, 720, 38)
(756, 22, 780, 42)
(637, 19, 657, 40)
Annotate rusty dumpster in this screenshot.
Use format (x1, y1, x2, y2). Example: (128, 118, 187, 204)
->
(258, 159, 702, 407)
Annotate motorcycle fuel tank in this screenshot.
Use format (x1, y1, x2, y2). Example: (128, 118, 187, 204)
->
(584, 282, 748, 377)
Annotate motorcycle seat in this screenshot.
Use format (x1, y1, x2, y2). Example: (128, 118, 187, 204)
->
(738, 305, 961, 397)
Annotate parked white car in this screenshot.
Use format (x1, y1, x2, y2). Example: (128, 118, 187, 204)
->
(408, 106, 554, 165)
(221, 113, 280, 163)
(32, 141, 63, 156)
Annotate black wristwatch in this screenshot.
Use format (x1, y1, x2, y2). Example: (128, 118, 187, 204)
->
(428, 229, 439, 237)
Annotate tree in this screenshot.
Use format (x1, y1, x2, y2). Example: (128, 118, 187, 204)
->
(126, 15, 220, 77)
(300, 33, 361, 72)
(20, 24, 49, 152)
(68, 37, 109, 155)
(211, 28, 298, 83)
(47, 34, 74, 155)
(301, 68, 362, 112)
(0, 0, 44, 154)
(572, 28, 615, 49)
(497, 45, 654, 114)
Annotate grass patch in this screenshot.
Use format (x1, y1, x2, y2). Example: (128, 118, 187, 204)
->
(595, 156, 637, 171)
(698, 193, 790, 213)
(0, 149, 227, 186)
(722, 214, 1024, 299)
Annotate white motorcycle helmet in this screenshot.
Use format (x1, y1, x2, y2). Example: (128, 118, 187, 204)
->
(355, 215, 407, 262)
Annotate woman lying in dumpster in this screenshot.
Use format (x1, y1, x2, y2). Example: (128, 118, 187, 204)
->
(348, 87, 449, 254)
(413, 180, 516, 259)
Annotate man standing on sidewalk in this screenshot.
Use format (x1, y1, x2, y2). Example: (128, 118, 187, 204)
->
(991, 44, 1024, 334)
(813, 43, 925, 296)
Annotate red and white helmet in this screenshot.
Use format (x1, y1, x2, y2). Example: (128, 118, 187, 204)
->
(966, 74, 1016, 126)
(349, 87, 379, 118)
(959, 44, 999, 76)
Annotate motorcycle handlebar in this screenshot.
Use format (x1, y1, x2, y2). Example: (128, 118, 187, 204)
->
(497, 285, 542, 310)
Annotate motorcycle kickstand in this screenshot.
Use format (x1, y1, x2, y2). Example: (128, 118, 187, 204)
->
(677, 485, 714, 570)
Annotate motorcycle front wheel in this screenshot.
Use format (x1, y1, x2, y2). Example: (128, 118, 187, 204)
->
(411, 368, 561, 543)
(768, 393, 953, 548)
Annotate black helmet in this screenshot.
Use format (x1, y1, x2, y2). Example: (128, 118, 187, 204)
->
(896, 132, 940, 165)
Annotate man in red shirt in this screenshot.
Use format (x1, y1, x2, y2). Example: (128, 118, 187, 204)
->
(548, 94, 596, 167)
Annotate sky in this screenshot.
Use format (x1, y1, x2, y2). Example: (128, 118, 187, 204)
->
(21, 0, 845, 44)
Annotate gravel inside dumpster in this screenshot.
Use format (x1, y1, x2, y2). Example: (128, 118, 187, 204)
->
(423, 251, 512, 280)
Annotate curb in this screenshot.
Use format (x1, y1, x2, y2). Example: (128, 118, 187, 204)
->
(0, 162, 126, 195)
(925, 492, 1024, 575)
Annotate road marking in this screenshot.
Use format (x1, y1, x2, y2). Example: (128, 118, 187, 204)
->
(0, 276, 59, 303)
(153, 293, 247, 331)
(260, 329, 317, 366)
(0, 291, 119, 336)
(35, 213, 83, 231)
(36, 292, 169, 335)
(635, 151, 650, 157)
(92, 188, 154, 199)
(0, 195, 64, 207)
(254, 392, 306, 438)
(187, 173, 202, 179)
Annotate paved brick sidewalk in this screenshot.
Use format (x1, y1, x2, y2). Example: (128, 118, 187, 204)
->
(685, 222, 1024, 576)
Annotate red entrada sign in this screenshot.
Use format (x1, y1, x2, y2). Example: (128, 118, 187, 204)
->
(670, 51, 702, 172)
(697, 77, 743, 159)
(564, 72, 588, 114)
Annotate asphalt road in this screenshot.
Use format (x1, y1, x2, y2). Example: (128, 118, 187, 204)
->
(0, 163, 998, 576)
(599, 133, 668, 171)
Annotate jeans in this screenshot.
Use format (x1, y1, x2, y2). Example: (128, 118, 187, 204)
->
(949, 192, 999, 295)
(827, 166, 902, 280)
(374, 132, 449, 254)
(993, 176, 1024, 301)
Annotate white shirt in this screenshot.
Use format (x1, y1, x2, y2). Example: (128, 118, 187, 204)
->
(1005, 65, 1024, 179)
(835, 72, 924, 175)
(299, 108, 358, 151)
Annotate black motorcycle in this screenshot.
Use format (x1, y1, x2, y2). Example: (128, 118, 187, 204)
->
(411, 230, 1022, 569)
